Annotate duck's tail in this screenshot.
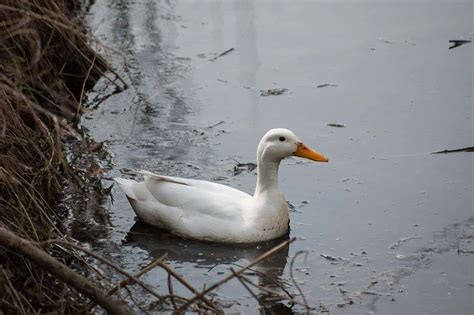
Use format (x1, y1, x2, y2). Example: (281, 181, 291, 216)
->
(114, 177, 139, 200)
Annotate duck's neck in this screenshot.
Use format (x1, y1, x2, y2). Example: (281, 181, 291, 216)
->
(254, 155, 282, 197)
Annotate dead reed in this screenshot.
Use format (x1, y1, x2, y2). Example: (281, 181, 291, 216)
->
(0, 0, 114, 312)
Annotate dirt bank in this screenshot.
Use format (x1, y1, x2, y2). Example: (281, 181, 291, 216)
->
(0, 0, 115, 312)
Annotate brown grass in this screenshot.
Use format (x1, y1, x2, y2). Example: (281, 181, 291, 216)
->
(0, 0, 111, 312)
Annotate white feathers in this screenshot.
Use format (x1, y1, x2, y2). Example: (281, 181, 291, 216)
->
(114, 128, 325, 243)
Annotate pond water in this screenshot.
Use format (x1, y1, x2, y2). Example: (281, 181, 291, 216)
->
(82, 0, 473, 313)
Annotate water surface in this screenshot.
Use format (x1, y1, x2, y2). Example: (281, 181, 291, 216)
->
(83, 0, 473, 313)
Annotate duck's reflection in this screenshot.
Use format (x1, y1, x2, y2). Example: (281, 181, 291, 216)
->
(124, 222, 295, 313)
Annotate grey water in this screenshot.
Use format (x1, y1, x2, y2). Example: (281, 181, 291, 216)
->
(81, 0, 473, 313)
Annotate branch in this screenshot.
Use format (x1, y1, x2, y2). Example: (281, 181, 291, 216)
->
(0, 227, 134, 315)
(42, 239, 168, 305)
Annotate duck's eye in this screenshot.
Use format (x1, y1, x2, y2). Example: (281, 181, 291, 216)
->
(279, 136, 286, 142)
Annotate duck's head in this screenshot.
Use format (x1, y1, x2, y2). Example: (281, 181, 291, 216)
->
(257, 128, 329, 163)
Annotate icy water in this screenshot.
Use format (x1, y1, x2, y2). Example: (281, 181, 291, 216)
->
(82, 0, 473, 313)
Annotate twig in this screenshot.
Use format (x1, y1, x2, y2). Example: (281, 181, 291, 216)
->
(155, 261, 220, 313)
(207, 120, 225, 129)
(167, 273, 177, 310)
(231, 268, 263, 308)
(86, 255, 167, 314)
(124, 286, 149, 314)
(42, 239, 168, 306)
(432, 147, 474, 154)
(458, 249, 474, 254)
(238, 273, 309, 308)
(0, 227, 134, 315)
(76, 51, 97, 119)
(290, 251, 310, 314)
(53, 239, 105, 280)
(209, 48, 235, 61)
(1, 268, 31, 314)
(227, 262, 294, 299)
(177, 237, 296, 312)
(107, 254, 168, 296)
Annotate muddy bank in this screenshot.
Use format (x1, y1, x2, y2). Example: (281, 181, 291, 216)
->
(0, 0, 117, 312)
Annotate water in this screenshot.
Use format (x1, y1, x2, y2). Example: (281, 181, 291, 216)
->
(81, 0, 473, 313)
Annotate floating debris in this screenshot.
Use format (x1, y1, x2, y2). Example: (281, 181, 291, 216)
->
(209, 47, 235, 61)
(287, 200, 308, 213)
(390, 237, 421, 250)
(432, 147, 474, 154)
(320, 254, 338, 261)
(207, 120, 225, 129)
(259, 88, 288, 96)
(316, 83, 338, 88)
(449, 40, 471, 50)
(233, 162, 257, 176)
(287, 201, 296, 212)
(328, 123, 345, 128)
(458, 249, 474, 254)
(361, 290, 390, 296)
(379, 38, 395, 44)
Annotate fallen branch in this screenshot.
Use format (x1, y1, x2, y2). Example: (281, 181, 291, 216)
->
(0, 227, 134, 315)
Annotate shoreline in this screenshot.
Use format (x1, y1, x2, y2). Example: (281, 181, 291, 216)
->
(0, 1, 124, 312)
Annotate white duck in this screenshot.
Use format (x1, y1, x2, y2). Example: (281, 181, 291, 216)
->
(114, 128, 328, 243)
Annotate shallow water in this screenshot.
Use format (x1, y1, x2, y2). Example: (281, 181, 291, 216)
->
(82, 0, 473, 313)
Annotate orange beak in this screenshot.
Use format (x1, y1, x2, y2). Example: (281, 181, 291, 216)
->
(293, 143, 329, 162)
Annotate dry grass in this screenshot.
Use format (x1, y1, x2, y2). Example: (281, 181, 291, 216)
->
(0, 0, 111, 312)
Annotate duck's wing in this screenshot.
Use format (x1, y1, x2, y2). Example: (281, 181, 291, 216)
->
(138, 170, 252, 219)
